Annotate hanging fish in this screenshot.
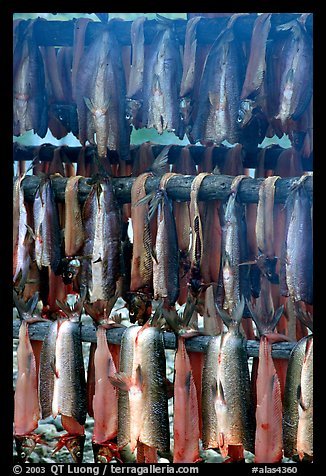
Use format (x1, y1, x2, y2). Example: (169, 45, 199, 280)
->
(128, 145, 170, 322)
(51, 296, 87, 463)
(255, 176, 281, 283)
(13, 175, 31, 289)
(64, 175, 84, 257)
(142, 20, 183, 136)
(179, 17, 201, 138)
(173, 333, 200, 462)
(76, 27, 130, 161)
(150, 174, 180, 307)
(280, 175, 313, 305)
(191, 16, 246, 145)
(171, 147, 196, 305)
(33, 178, 62, 275)
(81, 177, 121, 302)
(246, 292, 289, 463)
(13, 19, 48, 138)
(215, 298, 255, 460)
(283, 333, 312, 458)
(238, 13, 272, 128)
(91, 321, 121, 462)
(296, 336, 313, 462)
(222, 175, 251, 314)
(274, 18, 313, 126)
(126, 16, 146, 127)
(201, 335, 222, 450)
(13, 292, 46, 463)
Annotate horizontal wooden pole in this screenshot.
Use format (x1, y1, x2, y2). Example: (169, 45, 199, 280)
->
(12, 142, 314, 172)
(12, 320, 296, 359)
(14, 14, 312, 48)
(18, 173, 313, 205)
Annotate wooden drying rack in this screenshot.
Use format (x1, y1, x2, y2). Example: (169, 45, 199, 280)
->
(12, 320, 297, 359)
(13, 13, 313, 359)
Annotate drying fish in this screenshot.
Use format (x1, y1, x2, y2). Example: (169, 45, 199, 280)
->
(246, 292, 288, 463)
(283, 333, 312, 458)
(128, 146, 170, 321)
(39, 320, 58, 421)
(64, 175, 84, 257)
(191, 16, 246, 144)
(13, 175, 31, 288)
(142, 21, 183, 136)
(126, 17, 146, 101)
(172, 147, 196, 305)
(137, 325, 170, 457)
(274, 18, 313, 125)
(173, 334, 200, 462)
(297, 336, 313, 461)
(13, 292, 46, 462)
(51, 296, 87, 463)
(255, 176, 280, 283)
(280, 176, 313, 304)
(91, 319, 120, 462)
(76, 27, 130, 160)
(13, 19, 48, 138)
(81, 177, 121, 302)
(125, 17, 146, 129)
(110, 323, 170, 460)
(150, 174, 180, 307)
(238, 13, 272, 128)
(215, 298, 255, 460)
(222, 175, 250, 314)
(179, 17, 201, 137)
(201, 335, 222, 450)
(113, 325, 140, 452)
(240, 13, 271, 101)
(33, 178, 62, 274)
(189, 173, 209, 298)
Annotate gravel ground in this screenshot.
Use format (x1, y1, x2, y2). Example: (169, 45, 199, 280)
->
(13, 302, 297, 464)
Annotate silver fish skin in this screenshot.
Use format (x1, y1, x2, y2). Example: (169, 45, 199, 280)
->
(142, 26, 183, 135)
(117, 325, 140, 450)
(283, 334, 312, 458)
(52, 319, 87, 425)
(201, 335, 222, 449)
(191, 25, 245, 144)
(281, 178, 313, 304)
(33, 180, 62, 274)
(152, 189, 180, 306)
(13, 20, 47, 138)
(81, 179, 121, 302)
(222, 176, 250, 314)
(76, 29, 130, 160)
(39, 320, 58, 419)
(275, 19, 313, 124)
(138, 326, 170, 453)
(13, 176, 30, 285)
(297, 336, 313, 461)
(215, 299, 256, 456)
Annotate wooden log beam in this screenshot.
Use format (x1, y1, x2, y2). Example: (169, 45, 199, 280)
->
(12, 142, 314, 172)
(18, 172, 313, 205)
(12, 320, 296, 359)
(15, 14, 312, 47)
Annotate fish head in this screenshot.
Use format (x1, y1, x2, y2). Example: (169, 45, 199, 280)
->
(237, 99, 255, 127)
(14, 434, 39, 462)
(61, 434, 85, 463)
(60, 258, 81, 284)
(125, 98, 142, 125)
(92, 441, 122, 463)
(127, 292, 152, 325)
(179, 97, 193, 124)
